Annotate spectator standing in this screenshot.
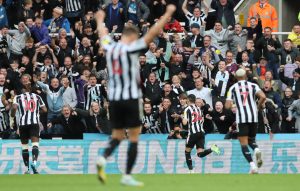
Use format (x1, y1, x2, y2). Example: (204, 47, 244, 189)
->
(182, 0, 207, 28)
(29, 16, 51, 46)
(104, 0, 125, 32)
(244, 15, 263, 40)
(0, 0, 8, 28)
(204, 21, 232, 56)
(211, 0, 235, 28)
(274, 39, 300, 66)
(288, 24, 300, 49)
(228, 23, 248, 57)
(75, 102, 110, 134)
(255, 27, 281, 79)
(44, 7, 71, 33)
(287, 92, 300, 133)
(6, 21, 31, 61)
(48, 105, 86, 139)
(64, 0, 84, 27)
(281, 87, 296, 133)
(124, 0, 150, 25)
(17, 0, 34, 23)
(248, 0, 278, 32)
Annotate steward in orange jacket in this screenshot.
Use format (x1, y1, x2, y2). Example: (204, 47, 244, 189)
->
(247, 0, 278, 32)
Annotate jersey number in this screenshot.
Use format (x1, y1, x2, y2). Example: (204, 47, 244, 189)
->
(192, 112, 202, 123)
(23, 100, 36, 112)
(112, 60, 122, 75)
(241, 92, 249, 106)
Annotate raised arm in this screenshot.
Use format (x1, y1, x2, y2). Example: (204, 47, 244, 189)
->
(144, 5, 176, 45)
(182, 0, 189, 15)
(95, 10, 109, 39)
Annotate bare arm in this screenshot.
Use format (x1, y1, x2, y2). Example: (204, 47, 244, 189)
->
(256, 90, 266, 110)
(95, 10, 109, 39)
(182, 0, 189, 15)
(144, 5, 176, 45)
(11, 104, 18, 118)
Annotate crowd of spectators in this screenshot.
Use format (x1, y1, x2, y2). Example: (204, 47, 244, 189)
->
(0, 0, 300, 140)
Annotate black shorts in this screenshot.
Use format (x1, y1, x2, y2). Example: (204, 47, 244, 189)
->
(237, 123, 258, 137)
(109, 99, 142, 129)
(186, 132, 205, 149)
(19, 124, 40, 140)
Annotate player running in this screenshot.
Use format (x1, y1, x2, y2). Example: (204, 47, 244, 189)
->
(11, 75, 47, 174)
(95, 4, 177, 186)
(182, 94, 220, 173)
(225, 69, 266, 174)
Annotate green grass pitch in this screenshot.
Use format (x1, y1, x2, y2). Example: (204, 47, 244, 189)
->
(0, 174, 299, 191)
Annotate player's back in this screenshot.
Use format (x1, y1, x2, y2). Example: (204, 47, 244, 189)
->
(227, 80, 261, 124)
(13, 92, 44, 126)
(184, 104, 204, 135)
(101, 35, 147, 101)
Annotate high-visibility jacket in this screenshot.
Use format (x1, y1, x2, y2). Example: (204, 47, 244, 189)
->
(288, 31, 300, 47)
(247, 2, 278, 32)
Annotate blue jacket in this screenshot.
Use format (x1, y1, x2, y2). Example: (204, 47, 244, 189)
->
(44, 17, 71, 33)
(0, 5, 8, 28)
(30, 24, 51, 45)
(37, 81, 65, 113)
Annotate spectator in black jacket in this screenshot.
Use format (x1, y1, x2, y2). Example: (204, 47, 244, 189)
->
(47, 105, 86, 139)
(236, 39, 260, 65)
(75, 102, 110, 134)
(244, 16, 263, 40)
(169, 53, 184, 78)
(211, 101, 235, 134)
(255, 27, 282, 79)
(274, 39, 300, 65)
(281, 87, 296, 133)
(211, 0, 235, 28)
(144, 72, 162, 108)
(158, 97, 179, 133)
(279, 66, 300, 98)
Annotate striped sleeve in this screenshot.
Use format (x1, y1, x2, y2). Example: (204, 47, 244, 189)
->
(254, 83, 262, 95)
(37, 95, 45, 107)
(100, 35, 115, 50)
(226, 86, 234, 101)
(185, 12, 193, 20)
(127, 38, 147, 53)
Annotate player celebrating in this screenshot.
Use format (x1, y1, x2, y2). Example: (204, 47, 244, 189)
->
(11, 74, 47, 174)
(95, 5, 177, 186)
(182, 94, 220, 173)
(225, 69, 266, 174)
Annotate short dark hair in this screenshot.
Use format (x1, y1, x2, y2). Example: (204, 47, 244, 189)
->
(188, 94, 196, 103)
(215, 21, 222, 25)
(284, 39, 292, 43)
(122, 25, 140, 36)
(264, 27, 272, 31)
(89, 74, 97, 79)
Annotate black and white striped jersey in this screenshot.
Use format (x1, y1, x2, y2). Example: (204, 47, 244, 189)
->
(65, 0, 82, 12)
(226, 80, 261, 124)
(183, 104, 204, 135)
(13, 92, 45, 126)
(142, 113, 161, 134)
(84, 84, 106, 110)
(101, 35, 148, 101)
(215, 70, 230, 97)
(0, 86, 5, 111)
(0, 112, 8, 132)
(185, 12, 207, 27)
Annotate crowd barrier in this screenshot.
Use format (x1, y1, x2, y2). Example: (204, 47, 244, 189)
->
(0, 134, 299, 174)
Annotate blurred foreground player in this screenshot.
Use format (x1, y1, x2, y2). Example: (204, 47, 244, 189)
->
(183, 94, 220, 173)
(11, 74, 47, 174)
(225, 69, 266, 173)
(95, 5, 177, 186)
